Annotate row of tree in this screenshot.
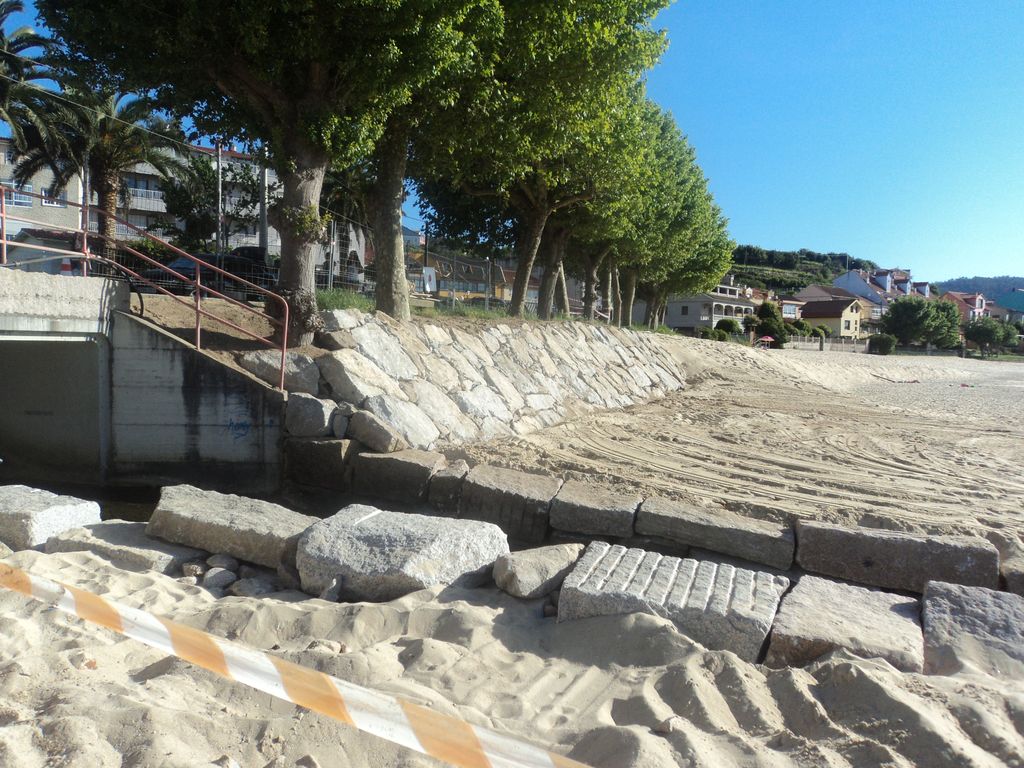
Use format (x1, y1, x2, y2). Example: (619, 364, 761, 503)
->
(11, 1, 734, 344)
(879, 295, 1021, 353)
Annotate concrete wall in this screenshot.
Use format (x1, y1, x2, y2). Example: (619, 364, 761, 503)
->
(0, 268, 127, 334)
(109, 314, 284, 493)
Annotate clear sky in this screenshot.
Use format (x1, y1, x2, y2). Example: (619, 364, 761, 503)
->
(646, 0, 1024, 281)
(11, 2, 1023, 281)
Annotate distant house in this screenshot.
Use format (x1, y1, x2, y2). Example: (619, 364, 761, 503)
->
(797, 284, 880, 333)
(941, 291, 988, 323)
(990, 289, 1024, 324)
(800, 298, 863, 338)
(777, 296, 805, 322)
(632, 274, 756, 331)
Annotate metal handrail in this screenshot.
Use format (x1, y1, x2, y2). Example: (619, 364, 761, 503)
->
(0, 184, 290, 390)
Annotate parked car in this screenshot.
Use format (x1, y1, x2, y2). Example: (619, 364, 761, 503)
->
(140, 253, 277, 300)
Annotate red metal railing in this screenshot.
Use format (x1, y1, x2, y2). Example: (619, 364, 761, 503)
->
(0, 184, 290, 389)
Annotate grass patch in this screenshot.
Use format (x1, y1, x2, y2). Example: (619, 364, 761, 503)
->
(317, 288, 374, 313)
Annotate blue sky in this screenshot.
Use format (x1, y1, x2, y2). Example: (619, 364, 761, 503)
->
(646, 1, 1024, 281)
(11, 2, 1023, 281)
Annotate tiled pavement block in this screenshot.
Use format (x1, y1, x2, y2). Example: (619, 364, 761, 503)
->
(558, 541, 789, 661)
(352, 449, 447, 503)
(796, 521, 999, 593)
(458, 465, 563, 545)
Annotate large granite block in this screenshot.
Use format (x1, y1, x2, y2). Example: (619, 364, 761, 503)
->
(550, 481, 641, 538)
(765, 575, 923, 671)
(636, 497, 794, 570)
(493, 543, 584, 599)
(458, 465, 563, 544)
(0, 485, 101, 551)
(296, 504, 508, 600)
(922, 581, 1024, 676)
(147, 485, 314, 569)
(46, 520, 206, 574)
(796, 521, 999, 593)
(427, 460, 469, 516)
(352, 449, 447, 503)
(558, 541, 789, 661)
(285, 393, 336, 437)
(285, 438, 362, 490)
(346, 410, 408, 453)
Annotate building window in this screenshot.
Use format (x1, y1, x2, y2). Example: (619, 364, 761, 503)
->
(782, 305, 796, 317)
(3, 148, 14, 165)
(42, 188, 67, 207)
(844, 320, 851, 330)
(680, 305, 688, 316)
(2, 179, 32, 206)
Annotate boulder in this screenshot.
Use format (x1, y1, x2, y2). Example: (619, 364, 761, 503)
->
(363, 394, 440, 449)
(352, 450, 447, 503)
(147, 485, 314, 569)
(350, 323, 419, 380)
(922, 581, 1024, 676)
(285, 393, 337, 437)
(636, 498, 794, 570)
(331, 412, 350, 438)
(558, 541, 789, 662)
(493, 543, 584, 599)
(796, 521, 999, 593)
(203, 567, 237, 590)
(459, 465, 563, 544)
(320, 308, 364, 332)
(346, 411, 408, 453)
(452, 385, 513, 423)
(207, 553, 239, 571)
(428, 460, 469, 516)
(314, 329, 357, 351)
(45, 521, 205, 574)
(238, 350, 319, 394)
(409, 380, 479, 441)
(0, 485, 101, 551)
(549, 481, 641, 538)
(285, 438, 362, 490)
(765, 575, 923, 672)
(316, 349, 404, 406)
(296, 504, 509, 600)
(229, 577, 278, 597)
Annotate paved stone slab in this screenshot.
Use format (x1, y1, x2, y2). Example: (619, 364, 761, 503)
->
(352, 449, 447, 503)
(459, 465, 563, 544)
(45, 521, 206, 574)
(493, 543, 584, 599)
(558, 541, 789, 661)
(347, 410, 408, 453)
(765, 575, 923, 672)
(922, 581, 1024, 676)
(238, 350, 319, 394)
(285, 393, 337, 437)
(0, 485, 101, 551)
(550, 481, 641, 538)
(296, 504, 509, 600)
(636, 497, 794, 570)
(364, 394, 440, 449)
(147, 485, 315, 569)
(796, 521, 999, 593)
(428, 460, 469, 516)
(285, 438, 362, 490)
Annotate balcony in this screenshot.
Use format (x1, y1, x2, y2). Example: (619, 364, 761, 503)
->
(127, 187, 166, 213)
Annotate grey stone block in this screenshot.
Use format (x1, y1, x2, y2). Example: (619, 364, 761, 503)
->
(285, 393, 337, 437)
(922, 581, 1024, 676)
(45, 521, 205, 574)
(636, 497, 794, 570)
(765, 575, 923, 672)
(549, 481, 641, 538)
(296, 504, 509, 600)
(352, 449, 447, 503)
(0, 485, 101, 551)
(347, 410, 408, 453)
(364, 393, 440, 449)
(428, 460, 469, 516)
(459, 465, 563, 544)
(285, 438, 362, 490)
(493, 543, 584, 599)
(317, 349, 405, 405)
(558, 541, 789, 661)
(238, 350, 319, 394)
(203, 567, 237, 590)
(320, 308, 364, 332)
(796, 521, 999, 593)
(147, 485, 314, 569)
(315, 329, 357, 351)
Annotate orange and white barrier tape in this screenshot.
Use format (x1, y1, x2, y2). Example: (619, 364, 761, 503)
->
(0, 564, 588, 768)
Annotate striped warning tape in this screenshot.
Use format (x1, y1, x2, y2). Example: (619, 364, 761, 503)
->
(0, 563, 590, 768)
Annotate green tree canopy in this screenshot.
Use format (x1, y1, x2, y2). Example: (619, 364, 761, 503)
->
(880, 295, 937, 346)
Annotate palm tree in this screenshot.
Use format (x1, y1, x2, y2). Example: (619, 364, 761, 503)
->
(13, 88, 183, 257)
(0, 0, 48, 150)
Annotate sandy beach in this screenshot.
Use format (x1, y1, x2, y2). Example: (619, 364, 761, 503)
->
(1, 341, 1022, 767)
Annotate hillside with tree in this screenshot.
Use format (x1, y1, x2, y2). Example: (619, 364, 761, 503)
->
(731, 245, 877, 294)
(938, 275, 1024, 297)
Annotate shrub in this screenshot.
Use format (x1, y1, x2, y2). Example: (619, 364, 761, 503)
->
(816, 324, 832, 338)
(696, 326, 714, 339)
(783, 321, 801, 336)
(754, 301, 789, 348)
(715, 318, 741, 334)
(810, 327, 824, 339)
(868, 333, 897, 355)
(713, 328, 729, 341)
(791, 319, 813, 335)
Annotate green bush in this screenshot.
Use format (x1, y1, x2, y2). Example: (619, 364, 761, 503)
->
(868, 333, 897, 355)
(713, 328, 729, 341)
(810, 327, 825, 339)
(715, 318, 741, 334)
(816, 324, 832, 338)
(783, 321, 801, 336)
(754, 301, 788, 348)
(791, 319, 813, 335)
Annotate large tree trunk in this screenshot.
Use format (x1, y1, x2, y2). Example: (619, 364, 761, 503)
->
(274, 142, 329, 346)
(369, 119, 411, 321)
(97, 176, 119, 261)
(508, 206, 549, 316)
(581, 246, 610, 321)
(612, 266, 622, 326)
(537, 225, 569, 320)
(621, 268, 637, 328)
(600, 260, 614, 324)
(556, 263, 570, 316)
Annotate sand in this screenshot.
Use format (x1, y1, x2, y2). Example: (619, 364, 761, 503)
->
(1, 338, 1023, 767)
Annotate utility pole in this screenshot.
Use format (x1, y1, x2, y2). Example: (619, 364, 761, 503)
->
(258, 164, 268, 257)
(485, 257, 491, 311)
(215, 141, 223, 256)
